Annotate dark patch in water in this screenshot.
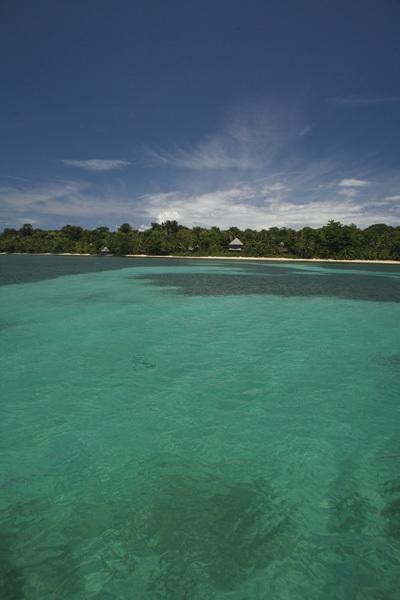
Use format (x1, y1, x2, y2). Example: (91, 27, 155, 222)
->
(131, 354, 156, 370)
(327, 492, 369, 534)
(383, 479, 400, 494)
(325, 465, 370, 536)
(0, 255, 199, 286)
(121, 462, 299, 596)
(379, 354, 400, 368)
(0, 534, 25, 600)
(135, 271, 400, 303)
(0, 500, 83, 598)
(0, 320, 30, 332)
(382, 478, 400, 539)
(382, 499, 400, 539)
(78, 291, 113, 302)
(0, 461, 299, 597)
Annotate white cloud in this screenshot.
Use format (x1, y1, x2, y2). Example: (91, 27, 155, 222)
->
(61, 159, 131, 171)
(384, 195, 400, 202)
(0, 180, 128, 223)
(260, 182, 291, 194)
(2, 103, 400, 231)
(2, 174, 400, 230)
(339, 178, 370, 187)
(338, 188, 359, 198)
(0, 181, 89, 209)
(138, 183, 399, 230)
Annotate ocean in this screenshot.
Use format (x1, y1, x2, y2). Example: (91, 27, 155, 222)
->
(1, 255, 400, 599)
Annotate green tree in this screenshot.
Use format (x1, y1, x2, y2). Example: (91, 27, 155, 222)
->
(118, 223, 132, 234)
(61, 225, 84, 241)
(19, 223, 34, 236)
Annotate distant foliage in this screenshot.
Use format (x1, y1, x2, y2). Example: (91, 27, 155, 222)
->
(1, 220, 400, 260)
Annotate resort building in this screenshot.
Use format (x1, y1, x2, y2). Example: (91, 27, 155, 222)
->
(100, 246, 112, 256)
(278, 241, 288, 253)
(229, 237, 244, 252)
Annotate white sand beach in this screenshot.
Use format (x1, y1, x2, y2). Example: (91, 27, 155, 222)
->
(125, 254, 400, 265)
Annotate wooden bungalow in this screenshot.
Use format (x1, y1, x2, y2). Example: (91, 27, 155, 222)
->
(229, 237, 244, 252)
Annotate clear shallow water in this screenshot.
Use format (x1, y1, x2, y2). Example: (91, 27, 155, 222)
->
(1, 256, 400, 599)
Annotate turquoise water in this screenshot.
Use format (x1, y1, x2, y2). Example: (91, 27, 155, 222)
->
(1, 256, 400, 599)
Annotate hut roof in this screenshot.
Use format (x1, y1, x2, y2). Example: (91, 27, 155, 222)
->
(229, 237, 243, 246)
(101, 246, 110, 252)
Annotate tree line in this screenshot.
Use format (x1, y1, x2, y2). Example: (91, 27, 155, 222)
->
(1, 220, 400, 260)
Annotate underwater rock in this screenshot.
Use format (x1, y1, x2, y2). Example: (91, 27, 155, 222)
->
(379, 353, 400, 369)
(326, 491, 369, 534)
(381, 477, 400, 539)
(0, 534, 25, 600)
(382, 498, 400, 539)
(0, 463, 299, 597)
(118, 463, 299, 596)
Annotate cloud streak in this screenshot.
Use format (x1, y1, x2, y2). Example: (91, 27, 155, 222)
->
(384, 195, 400, 202)
(339, 178, 370, 187)
(147, 101, 306, 171)
(61, 159, 131, 171)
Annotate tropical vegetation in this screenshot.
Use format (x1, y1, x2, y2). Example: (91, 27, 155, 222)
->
(1, 220, 400, 260)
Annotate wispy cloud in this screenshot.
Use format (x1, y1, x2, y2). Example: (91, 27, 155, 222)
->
(147, 101, 307, 171)
(147, 145, 255, 170)
(2, 103, 400, 230)
(383, 195, 400, 202)
(335, 178, 370, 199)
(329, 96, 400, 106)
(338, 188, 359, 198)
(298, 125, 312, 137)
(1, 172, 400, 230)
(0, 175, 31, 183)
(339, 178, 370, 187)
(61, 159, 131, 171)
(0, 181, 89, 210)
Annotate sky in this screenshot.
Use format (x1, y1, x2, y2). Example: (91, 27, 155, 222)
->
(1, 0, 400, 231)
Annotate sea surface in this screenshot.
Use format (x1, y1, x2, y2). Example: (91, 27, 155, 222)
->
(1, 254, 400, 599)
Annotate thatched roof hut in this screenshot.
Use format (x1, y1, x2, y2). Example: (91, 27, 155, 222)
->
(229, 237, 243, 251)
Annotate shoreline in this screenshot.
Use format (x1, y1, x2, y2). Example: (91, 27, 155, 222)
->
(126, 254, 400, 265)
(2, 251, 400, 265)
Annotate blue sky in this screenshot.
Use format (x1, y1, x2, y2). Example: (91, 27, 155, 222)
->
(1, 0, 400, 230)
